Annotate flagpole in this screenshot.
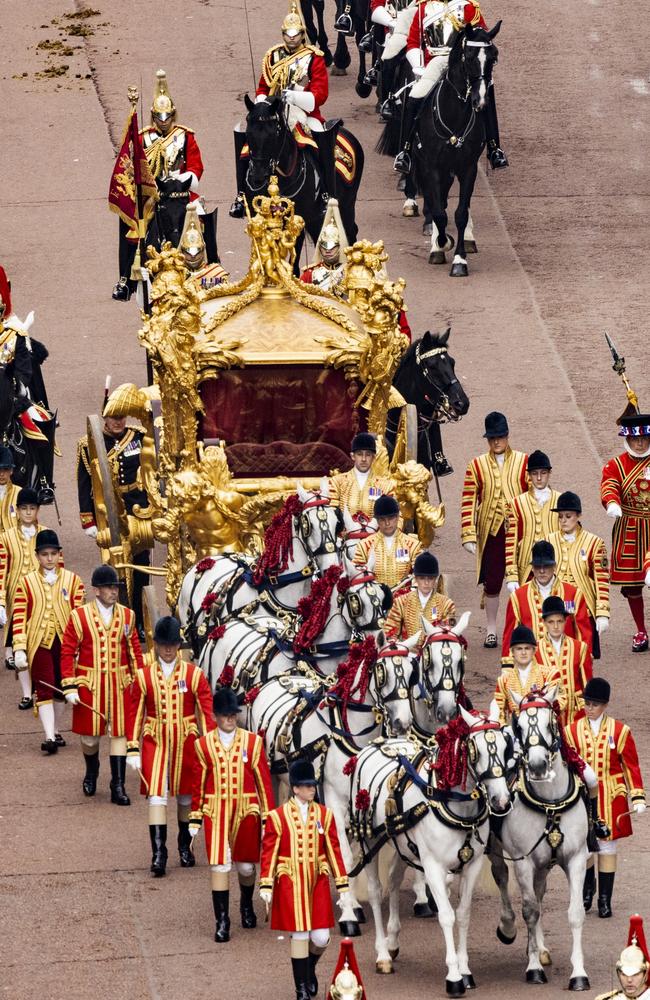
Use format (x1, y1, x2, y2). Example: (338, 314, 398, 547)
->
(128, 86, 151, 319)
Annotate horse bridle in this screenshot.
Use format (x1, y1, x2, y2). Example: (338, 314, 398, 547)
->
(246, 107, 306, 197)
(296, 495, 342, 561)
(340, 571, 387, 635)
(515, 697, 561, 765)
(414, 342, 461, 423)
(372, 645, 416, 705)
(431, 38, 494, 146)
(421, 632, 465, 707)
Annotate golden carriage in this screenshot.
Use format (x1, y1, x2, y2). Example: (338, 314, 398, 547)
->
(86, 178, 445, 624)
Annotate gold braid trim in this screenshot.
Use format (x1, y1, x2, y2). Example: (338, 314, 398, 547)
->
(76, 436, 91, 475)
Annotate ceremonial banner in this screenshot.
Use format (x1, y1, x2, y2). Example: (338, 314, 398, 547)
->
(108, 109, 158, 242)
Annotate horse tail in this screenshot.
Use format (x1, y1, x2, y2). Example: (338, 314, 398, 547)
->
(375, 116, 401, 157)
(335, 126, 365, 244)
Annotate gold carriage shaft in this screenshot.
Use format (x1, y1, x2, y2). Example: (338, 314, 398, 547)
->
(87, 178, 445, 614)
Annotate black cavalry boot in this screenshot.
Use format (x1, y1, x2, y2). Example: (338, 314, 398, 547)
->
(597, 871, 615, 918)
(109, 755, 131, 806)
(379, 55, 401, 119)
(212, 890, 231, 943)
(312, 120, 340, 202)
(239, 880, 257, 928)
(393, 97, 425, 174)
(589, 794, 611, 845)
(82, 752, 100, 797)
(149, 825, 168, 878)
(291, 957, 311, 1000)
(307, 950, 323, 997)
(177, 821, 195, 868)
(229, 129, 249, 218)
(484, 86, 508, 169)
(582, 866, 596, 912)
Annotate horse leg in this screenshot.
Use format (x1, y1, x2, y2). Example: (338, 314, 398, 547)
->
(533, 867, 552, 967)
(366, 855, 394, 973)
(450, 162, 478, 278)
(515, 860, 545, 983)
(386, 853, 406, 959)
(465, 211, 478, 253)
(332, 33, 351, 73)
(565, 851, 589, 990)
(427, 171, 455, 265)
(412, 869, 437, 917)
(455, 854, 486, 989)
(312, 0, 333, 65)
(489, 844, 517, 944)
(420, 851, 464, 994)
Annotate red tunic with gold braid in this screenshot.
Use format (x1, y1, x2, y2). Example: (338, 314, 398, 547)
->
(190, 727, 275, 865)
(600, 452, 650, 585)
(260, 798, 349, 931)
(126, 655, 216, 798)
(256, 44, 328, 121)
(406, 0, 486, 66)
(139, 126, 204, 203)
(60, 601, 144, 737)
(535, 634, 591, 727)
(547, 526, 610, 621)
(501, 579, 592, 663)
(564, 715, 645, 840)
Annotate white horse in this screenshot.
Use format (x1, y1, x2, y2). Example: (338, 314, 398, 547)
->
(489, 688, 590, 991)
(349, 705, 514, 993)
(341, 506, 377, 562)
(177, 482, 342, 653)
(199, 556, 392, 694)
(248, 632, 420, 932)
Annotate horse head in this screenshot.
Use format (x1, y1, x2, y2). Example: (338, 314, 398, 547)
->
(413, 328, 469, 420)
(372, 632, 420, 736)
(340, 552, 393, 638)
(244, 94, 289, 190)
(511, 686, 560, 781)
(451, 21, 501, 112)
(458, 703, 513, 815)
(295, 480, 343, 570)
(420, 610, 470, 723)
(341, 506, 377, 562)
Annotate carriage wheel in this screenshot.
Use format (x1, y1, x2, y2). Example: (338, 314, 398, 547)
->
(86, 414, 130, 606)
(142, 584, 166, 655)
(404, 404, 419, 463)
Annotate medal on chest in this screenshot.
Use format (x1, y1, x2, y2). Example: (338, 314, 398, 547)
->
(316, 818, 324, 834)
(396, 547, 409, 562)
(177, 678, 187, 693)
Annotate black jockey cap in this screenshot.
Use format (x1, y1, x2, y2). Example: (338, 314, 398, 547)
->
(618, 414, 650, 437)
(35, 529, 61, 552)
(510, 625, 537, 648)
(351, 432, 376, 454)
(413, 552, 439, 577)
(289, 759, 318, 787)
(373, 495, 400, 518)
(213, 687, 240, 716)
(583, 677, 611, 704)
(91, 564, 119, 587)
(531, 540, 556, 567)
(483, 411, 509, 439)
(0, 446, 15, 469)
(17, 487, 39, 507)
(541, 595, 568, 618)
(154, 615, 182, 645)
(527, 450, 552, 472)
(551, 491, 582, 514)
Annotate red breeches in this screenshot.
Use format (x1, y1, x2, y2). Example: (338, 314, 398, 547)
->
(479, 527, 506, 596)
(32, 638, 62, 705)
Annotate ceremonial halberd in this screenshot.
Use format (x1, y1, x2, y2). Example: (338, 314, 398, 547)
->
(87, 178, 444, 611)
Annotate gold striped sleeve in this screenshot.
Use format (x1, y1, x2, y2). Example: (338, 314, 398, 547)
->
(324, 808, 349, 890)
(460, 460, 480, 543)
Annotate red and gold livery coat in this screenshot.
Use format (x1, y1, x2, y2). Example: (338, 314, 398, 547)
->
(12, 568, 85, 663)
(564, 715, 645, 840)
(354, 529, 422, 589)
(256, 44, 328, 121)
(460, 448, 528, 581)
(328, 469, 396, 522)
(505, 488, 561, 586)
(190, 727, 274, 866)
(139, 125, 204, 200)
(260, 799, 349, 932)
(0, 522, 53, 616)
(385, 589, 456, 643)
(127, 655, 216, 798)
(535, 635, 591, 727)
(0, 483, 20, 535)
(501, 579, 592, 663)
(60, 601, 144, 737)
(601, 452, 650, 585)
(493, 661, 565, 725)
(547, 527, 610, 620)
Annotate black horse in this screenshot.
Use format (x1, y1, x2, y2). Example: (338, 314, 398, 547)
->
(332, 0, 376, 97)
(243, 95, 364, 260)
(300, 0, 333, 66)
(386, 328, 469, 476)
(378, 22, 501, 276)
(0, 347, 57, 503)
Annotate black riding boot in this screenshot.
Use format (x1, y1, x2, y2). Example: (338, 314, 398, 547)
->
(379, 54, 401, 118)
(212, 890, 231, 943)
(312, 120, 340, 202)
(484, 86, 508, 169)
(109, 755, 130, 806)
(588, 794, 610, 850)
(149, 825, 168, 877)
(239, 880, 257, 928)
(177, 821, 195, 867)
(113, 219, 137, 300)
(582, 865, 596, 912)
(82, 752, 100, 797)
(597, 871, 615, 918)
(393, 97, 425, 174)
(291, 957, 311, 1000)
(307, 951, 323, 997)
(230, 129, 249, 218)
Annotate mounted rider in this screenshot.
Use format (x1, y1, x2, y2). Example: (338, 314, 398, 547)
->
(393, 0, 508, 174)
(230, 2, 337, 219)
(371, 0, 418, 119)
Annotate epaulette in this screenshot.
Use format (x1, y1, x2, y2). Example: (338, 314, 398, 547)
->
(76, 435, 91, 474)
(594, 991, 621, 1000)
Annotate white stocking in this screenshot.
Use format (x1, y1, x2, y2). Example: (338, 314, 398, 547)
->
(39, 702, 56, 741)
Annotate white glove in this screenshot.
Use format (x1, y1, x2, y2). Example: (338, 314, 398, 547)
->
(595, 616, 609, 635)
(412, 65, 425, 78)
(371, 6, 395, 27)
(65, 690, 80, 705)
(259, 889, 273, 905)
(645, 569, 650, 588)
(189, 823, 201, 839)
(126, 754, 141, 771)
(506, 581, 518, 594)
(283, 89, 316, 113)
(0, 605, 6, 627)
(606, 502, 622, 519)
(633, 802, 647, 815)
(84, 525, 98, 539)
(406, 47, 423, 71)
(463, 542, 477, 556)
(13, 649, 28, 670)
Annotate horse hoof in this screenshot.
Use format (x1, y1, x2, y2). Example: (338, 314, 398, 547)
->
(462, 975, 476, 990)
(429, 251, 446, 265)
(446, 979, 466, 996)
(330, 65, 348, 77)
(376, 960, 394, 975)
(413, 902, 436, 918)
(525, 969, 547, 984)
(323, 49, 333, 68)
(540, 951, 552, 967)
(339, 920, 361, 938)
(450, 258, 469, 278)
(389, 948, 400, 960)
(422, 222, 433, 236)
(355, 82, 373, 99)
(569, 977, 590, 992)
(402, 200, 419, 218)
(354, 906, 366, 924)
(465, 240, 478, 253)
(496, 926, 516, 945)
